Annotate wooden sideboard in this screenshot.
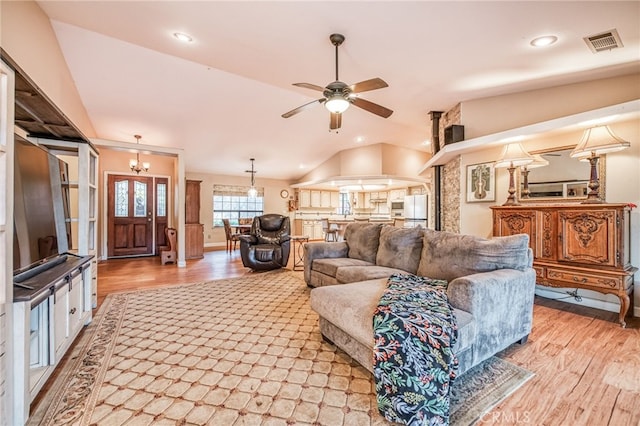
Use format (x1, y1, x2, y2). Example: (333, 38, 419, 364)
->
(491, 203, 637, 327)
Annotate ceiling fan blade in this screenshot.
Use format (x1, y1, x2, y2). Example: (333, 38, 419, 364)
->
(293, 82, 326, 92)
(349, 78, 388, 93)
(330, 112, 342, 130)
(282, 98, 325, 118)
(351, 97, 393, 118)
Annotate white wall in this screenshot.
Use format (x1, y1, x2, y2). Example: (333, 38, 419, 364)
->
(186, 172, 293, 248)
(0, 0, 95, 138)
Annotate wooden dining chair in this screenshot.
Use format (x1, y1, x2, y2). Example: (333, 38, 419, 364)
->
(222, 219, 241, 251)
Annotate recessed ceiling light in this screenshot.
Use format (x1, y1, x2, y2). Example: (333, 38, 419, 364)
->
(355, 136, 365, 143)
(422, 140, 431, 146)
(173, 32, 193, 43)
(530, 35, 558, 47)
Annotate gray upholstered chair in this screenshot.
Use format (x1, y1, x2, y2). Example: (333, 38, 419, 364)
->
(239, 214, 291, 271)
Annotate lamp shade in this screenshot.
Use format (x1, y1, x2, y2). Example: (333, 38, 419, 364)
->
(570, 125, 630, 158)
(494, 143, 534, 168)
(525, 154, 549, 169)
(324, 95, 350, 114)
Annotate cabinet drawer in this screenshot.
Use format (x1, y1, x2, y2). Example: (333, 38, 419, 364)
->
(546, 268, 623, 290)
(533, 265, 545, 279)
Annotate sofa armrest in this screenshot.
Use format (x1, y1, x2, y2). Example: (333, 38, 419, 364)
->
(304, 241, 349, 286)
(447, 268, 536, 365)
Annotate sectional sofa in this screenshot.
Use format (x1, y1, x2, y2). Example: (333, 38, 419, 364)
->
(305, 223, 536, 375)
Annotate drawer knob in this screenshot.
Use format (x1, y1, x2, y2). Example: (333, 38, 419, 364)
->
(69, 307, 77, 314)
(573, 276, 587, 283)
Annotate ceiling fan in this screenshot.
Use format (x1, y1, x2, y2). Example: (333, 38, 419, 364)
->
(282, 33, 393, 130)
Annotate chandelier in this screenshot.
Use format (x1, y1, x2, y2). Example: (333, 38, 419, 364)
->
(246, 158, 257, 198)
(129, 134, 150, 174)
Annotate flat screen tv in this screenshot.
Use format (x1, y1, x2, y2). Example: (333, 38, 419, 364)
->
(13, 137, 71, 281)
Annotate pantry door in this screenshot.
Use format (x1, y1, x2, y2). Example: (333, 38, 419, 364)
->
(107, 175, 154, 257)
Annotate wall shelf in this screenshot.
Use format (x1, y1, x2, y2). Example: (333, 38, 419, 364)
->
(419, 100, 640, 171)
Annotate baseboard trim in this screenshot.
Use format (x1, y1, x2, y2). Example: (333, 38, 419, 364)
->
(205, 242, 225, 248)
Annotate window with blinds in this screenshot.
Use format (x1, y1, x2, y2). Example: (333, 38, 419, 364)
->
(212, 185, 264, 227)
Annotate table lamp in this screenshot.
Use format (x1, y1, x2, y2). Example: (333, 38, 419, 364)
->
(570, 125, 630, 204)
(520, 154, 549, 199)
(494, 143, 534, 205)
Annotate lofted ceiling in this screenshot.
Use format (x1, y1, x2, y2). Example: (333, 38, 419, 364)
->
(31, 1, 640, 181)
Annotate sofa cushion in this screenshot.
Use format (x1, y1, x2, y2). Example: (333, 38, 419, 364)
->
(417, 229, 530, 281)
(312, 257, 373, 277)
(376, 226, 423, 274)
(336, 265, 406, 284)
(344, 223, 383, 263)
(310, 277, 475, 355)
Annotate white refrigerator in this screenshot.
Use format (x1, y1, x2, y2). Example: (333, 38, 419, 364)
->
(403, 194, 428, 228)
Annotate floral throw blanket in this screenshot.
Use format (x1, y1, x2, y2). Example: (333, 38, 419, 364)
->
(373, 273, 459, 425)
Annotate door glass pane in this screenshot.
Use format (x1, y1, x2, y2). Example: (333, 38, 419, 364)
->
(115, 181, 128, 217)
(157, 183, 166, 217)
(134, 181, 147, 217)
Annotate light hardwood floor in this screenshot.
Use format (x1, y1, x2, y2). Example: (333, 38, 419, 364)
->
(38, 249, 640, 424)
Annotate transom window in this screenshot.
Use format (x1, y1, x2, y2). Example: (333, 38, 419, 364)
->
(213, 185, 263, 227)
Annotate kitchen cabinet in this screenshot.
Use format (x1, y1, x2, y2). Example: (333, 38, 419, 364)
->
(320, 191, 331, 208)
(389, 189, 407, 200)
(330, 191, 340, 208)
(297, 190, 340, 209)
(299, 190, 311, 208)
(491, 203, 637, 327)
(301, 220, 325, 240)
(310, 190, 321, 207)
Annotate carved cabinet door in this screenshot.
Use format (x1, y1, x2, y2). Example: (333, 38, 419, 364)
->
(558, 210, 617, 267)
(492, 210, 537, 256)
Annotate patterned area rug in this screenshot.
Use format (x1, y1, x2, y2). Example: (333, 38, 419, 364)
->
(30, 270, 533, 425)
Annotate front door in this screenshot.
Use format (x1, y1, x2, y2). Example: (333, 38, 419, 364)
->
(107, 175, 154, 257)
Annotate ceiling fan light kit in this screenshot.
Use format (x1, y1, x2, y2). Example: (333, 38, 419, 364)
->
(325, 95, 350, 114)
(282, 33, 392, 130)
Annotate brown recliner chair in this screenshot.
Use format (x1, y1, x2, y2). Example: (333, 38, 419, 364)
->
(239, 214, 291, 271)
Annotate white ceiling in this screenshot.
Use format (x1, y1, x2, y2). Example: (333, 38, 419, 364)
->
(37, 1, 640, 181)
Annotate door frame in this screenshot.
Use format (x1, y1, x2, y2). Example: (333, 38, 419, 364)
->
(102, 171, 172, 260)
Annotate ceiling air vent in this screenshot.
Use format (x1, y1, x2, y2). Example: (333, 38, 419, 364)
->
(584, 29, 623, 53)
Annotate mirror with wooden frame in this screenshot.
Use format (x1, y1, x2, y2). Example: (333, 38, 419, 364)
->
(517, 146, 606, 202)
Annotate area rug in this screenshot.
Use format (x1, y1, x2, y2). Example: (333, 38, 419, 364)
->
(30, 270, 533, 425)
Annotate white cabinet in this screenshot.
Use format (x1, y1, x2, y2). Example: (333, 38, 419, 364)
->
(320, 191, 331, 208)
(46, 141, 99, 308)
(313, 221, 324, 240)
(330, 191, 340, 208)
(310, 190, 321, 207)
(53, 283, 69, 359)
(302, 221, 314, 238)
(299, 190, 311, 208)
(12, 258, 92, 425)
(301, 220, 325, 239)
(390, 189, 407, 200)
